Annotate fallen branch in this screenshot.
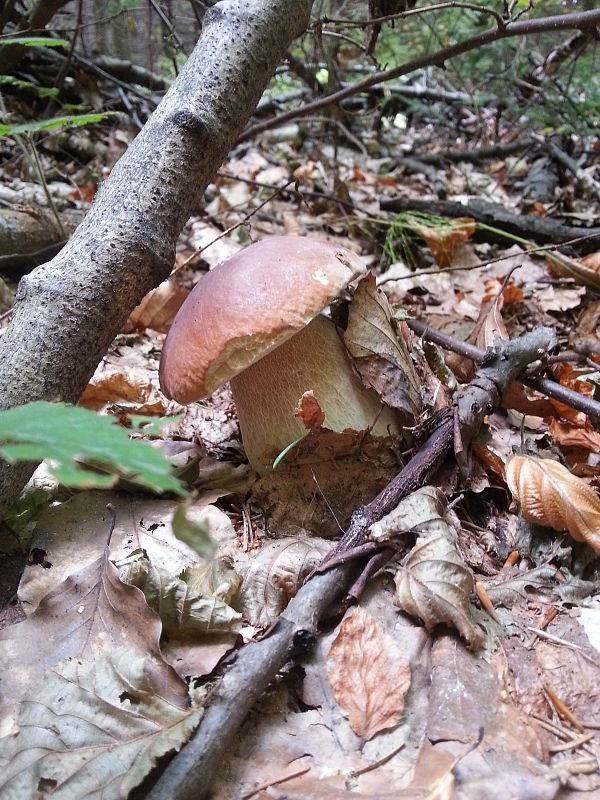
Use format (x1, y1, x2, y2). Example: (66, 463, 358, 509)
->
(147, 326, 557, 800)
(543, 137, 600, 203)
(407, 318, 600, 425)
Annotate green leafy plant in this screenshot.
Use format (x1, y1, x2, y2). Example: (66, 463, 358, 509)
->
(0, 112, 116, 138)
(0, 402, 185, 495)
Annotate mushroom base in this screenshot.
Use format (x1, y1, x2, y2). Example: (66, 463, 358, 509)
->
(230, 314, 400, 473)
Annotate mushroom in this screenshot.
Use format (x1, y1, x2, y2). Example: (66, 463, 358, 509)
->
(159, 236, 399, 473)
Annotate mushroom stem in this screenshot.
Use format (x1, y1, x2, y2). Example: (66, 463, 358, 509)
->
(230, 315, 399, 473)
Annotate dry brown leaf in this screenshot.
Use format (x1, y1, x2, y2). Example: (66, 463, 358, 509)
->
(295, 390, 325, 430)
(549, 418, 600, 453)
(395, 531, 485, 649)
(506, 455, 600, 554)
(408, 216, 475, 267)
(80, 363, 166, 415)
(344, 272, 422, 421)
(239, 537, 332, 627)
(475, 286, 509, 351)
(326, 606, 410, 740)
(547, 251, 600, 292)
(378, 488, 484, 649)
(127, 279, 189, 333)
(0, 537, 187, 733)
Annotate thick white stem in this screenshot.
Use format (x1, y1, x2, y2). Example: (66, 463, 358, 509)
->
(230, 315, 399, 473)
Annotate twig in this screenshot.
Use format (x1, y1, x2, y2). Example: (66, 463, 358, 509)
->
(406, 318, 600, 424)
(240, 9, 600, 142)
(146, 327, 557, 800)
(543, 137, 600, 203)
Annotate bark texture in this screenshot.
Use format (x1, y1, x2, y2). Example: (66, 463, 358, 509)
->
(0, 0, 313, 512)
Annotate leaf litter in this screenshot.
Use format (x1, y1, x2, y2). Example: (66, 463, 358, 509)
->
(3, 108, 600, 800)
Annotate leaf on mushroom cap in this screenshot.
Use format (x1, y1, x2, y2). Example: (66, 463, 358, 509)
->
(159, 236, 366, 404)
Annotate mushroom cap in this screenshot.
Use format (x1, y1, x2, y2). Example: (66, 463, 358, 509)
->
(159, 236, 365, 404)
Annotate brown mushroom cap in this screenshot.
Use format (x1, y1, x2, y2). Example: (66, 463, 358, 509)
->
(159, 236, 365, 404)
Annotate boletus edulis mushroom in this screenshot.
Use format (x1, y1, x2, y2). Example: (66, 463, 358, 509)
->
(159, 236, 399, 472)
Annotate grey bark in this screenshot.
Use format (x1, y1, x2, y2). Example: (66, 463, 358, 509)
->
(0, 0, 313, 513)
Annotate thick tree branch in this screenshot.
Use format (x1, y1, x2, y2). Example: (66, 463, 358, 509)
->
(147, 327, 556, 800)
(240, 8, 600, 141)
(0, 0, 313, 513)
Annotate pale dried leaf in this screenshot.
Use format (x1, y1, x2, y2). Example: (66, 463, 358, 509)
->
(127, 279, 189, 333)
(369, 486, 452, 542)
(480, 565, 558, 608)
(0, 650, 202, 799)
(391, 498, 484, 649)
(475, 293, 508, 351)
(123, 557, 241, 635)
(0, 541, 187, 732)
(239, 537, 331, 627)
(79, 363, 166, 414)
(344, 272, 421, 421)
(506, 455, 600, 554)
(326, 607, 410, 740)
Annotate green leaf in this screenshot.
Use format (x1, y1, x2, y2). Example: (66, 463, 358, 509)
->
(0, 402, 185, 495)
(0, 75, 59, 98)
(0, 37, 69, 48)
(0, 112, 116, 137)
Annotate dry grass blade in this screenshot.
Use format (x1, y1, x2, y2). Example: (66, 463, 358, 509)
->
(506, 455, 600, 554)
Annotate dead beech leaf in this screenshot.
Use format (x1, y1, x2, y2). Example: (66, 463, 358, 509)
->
(80, 363, 166, 415)
(395, 532, 484, 649)
(549, 418, 600, 453)
(408, 215, 475, 267)
(380, 489, 484, 649)
(0, 650, 202, 799)
(475, 290, 508, 351)
(506, 455, 600, 554)
(548, 251, 600, 292)
(344, 272, 422, 421)
(295, 389, 325, 430)
(123, 557, 241, 636)
(127, 278, 189, 333)
(326, 607, 410, 740)
(239, 537, 332, 627)
(0, 538, 187, 732)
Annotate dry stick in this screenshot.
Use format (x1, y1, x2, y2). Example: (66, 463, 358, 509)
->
(146, 326, 556, 800)
(240, 9, 600, 142)
(406, 318, 600, 425)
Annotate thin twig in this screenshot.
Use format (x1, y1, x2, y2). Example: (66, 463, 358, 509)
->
(240, 9, 600, 142)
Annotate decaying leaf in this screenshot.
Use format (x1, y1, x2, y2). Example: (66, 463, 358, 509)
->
(344, 272, 421, 421)
(80, 363, 167, 415)
(376, 488, 484, 649)
(326, 606, 410, 740)
(239, 537, 331, 627)
(0, 650, 202, 798)
(0, 539, 188, 734)
(406, 215, 475, 267)
(123, 557, 241, 635)
(480, 565, 559, 609)
(127, 278, 189, 333)
(475, 282, 509, 351)
(369, 485, 449, 541)
(295, 389, 325, 430)
(506, 455, 600, 554)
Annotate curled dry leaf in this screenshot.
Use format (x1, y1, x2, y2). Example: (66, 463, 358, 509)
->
(0, 541, 188, 734)
(294, 389, 325, 430)
(506, 455, 600, 554)
(326, 607, 410, 740)
(0, 650, 202, 799)
(407, 215, 475, 267)
(343, 272, 422, 421)
(127, 278, 189, 333)
(375, 487, 484, 649)
(123, 557, 241, 636)
(239, 537, 331, 627)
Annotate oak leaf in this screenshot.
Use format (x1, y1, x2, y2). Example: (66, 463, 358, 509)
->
(506, 455, 600, 554)
(326, 607, 410, 740)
